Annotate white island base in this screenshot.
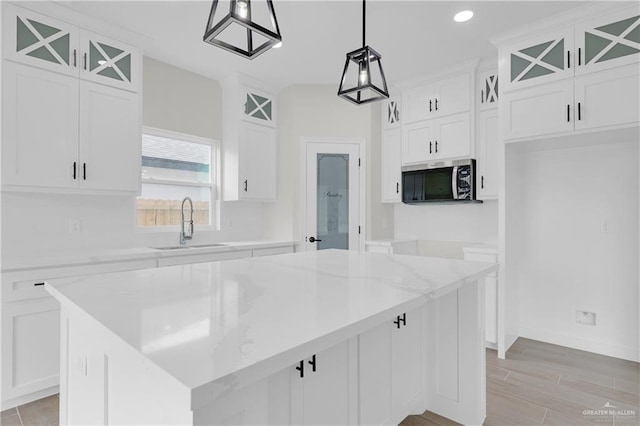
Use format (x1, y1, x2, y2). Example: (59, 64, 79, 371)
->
(47, 250, 495, 425)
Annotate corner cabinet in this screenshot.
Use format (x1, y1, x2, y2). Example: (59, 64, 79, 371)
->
(1, 3, 141, 193)
(223, 76, 278, 201)
(476, 109, 499, 200)
(381, 96, 402, 203)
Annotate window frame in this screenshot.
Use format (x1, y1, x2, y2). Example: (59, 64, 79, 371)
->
(136, 126, 220, 232)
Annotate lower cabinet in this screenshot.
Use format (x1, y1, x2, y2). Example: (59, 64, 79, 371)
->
(359, 307, 424, 426)
(463, 247, 498, 346)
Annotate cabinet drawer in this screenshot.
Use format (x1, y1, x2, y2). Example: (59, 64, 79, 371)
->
(158, 250, 252, 267)
(252, 246, 294, 257)
(2, 259, 157, 302)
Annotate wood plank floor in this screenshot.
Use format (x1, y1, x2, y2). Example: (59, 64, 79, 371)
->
(2, 338, 638, 425)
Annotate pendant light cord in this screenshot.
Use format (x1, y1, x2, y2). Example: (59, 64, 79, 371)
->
(362, 0, 366, 48)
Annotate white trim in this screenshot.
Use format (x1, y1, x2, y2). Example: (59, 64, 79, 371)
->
(142, 126, 218, 147)
(299, 137, 366, 252)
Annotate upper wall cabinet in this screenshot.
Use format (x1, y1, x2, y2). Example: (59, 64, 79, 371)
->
(382, 97, 401, 130)
(242, 87, 276, 127)
(3, 4, 140, 92)
(575, 9, 640, 75)
(478, 69, 498, 110)
(502, 28, 573, 92)
(403, 73, 470, 123)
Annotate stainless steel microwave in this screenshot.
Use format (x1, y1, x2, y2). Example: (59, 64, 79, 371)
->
(401, 159, 481, 204)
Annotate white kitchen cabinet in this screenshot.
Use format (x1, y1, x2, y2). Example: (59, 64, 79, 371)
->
(501, 28, 573, 93)
(2, 3, 79, 76)
(478, 69, 499, 110)
(79, 30, 139, 92)
(463, 246, 498, 346)
(402, 113, 470, 164)
(238, 122, 277, 200)
(2, 61, 79, 189)
(501, 79, 574, 140)
(79, 80, 140, 191)
(575, 7, 640, 76)
(1, 298, 60, 406)
(223, 75, 278, 201)
(381, 129, 402, 203)
(403, 73, 470, 123)
(382, 97, 402, 130)
(359, 307, 424, 426)
(476, 109, 499, 200)
(574, 64, 640, 131)
(268, 340, 357, 425)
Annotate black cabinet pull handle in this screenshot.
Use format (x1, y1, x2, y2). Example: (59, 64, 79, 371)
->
(243, 180, 248, 192)
(295, 360, 304, 378)
(567, 51, 571, 69)
(435, 141, 438, 153)
(83, 52, 87, 70)
(73, 49, 77, 67)
(578, 47, 582, 66)
(435, 99, 438, 111)
(429, 141, 432, 154)
(567, 104, 570, 122)
(308, 354, 316, 372)
(429, 99, 432, 112)
(393, 313, 407, 329)
(73, 162, 77, 180)
(578, 102, 581, 121)
(83, 163, 86, 180)
(393, 316, 401, 328)
(481, 90, 484, 104)
(481, 176, 485, 189)
(33, 282, 45, 286)
(308, 236, 322, 243)
(396, 182, 399, 194)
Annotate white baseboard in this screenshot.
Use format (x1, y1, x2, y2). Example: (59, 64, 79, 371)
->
(1, 385, 59, 411)
(518, 326, 640, 362)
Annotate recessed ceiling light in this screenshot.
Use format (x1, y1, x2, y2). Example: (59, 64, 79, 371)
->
(454, 10, 474, 23)
(272, 41, 283, 49)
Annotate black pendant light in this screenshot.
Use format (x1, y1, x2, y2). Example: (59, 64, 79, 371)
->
(203, 0, 282, 59)
(338, 0, 389, 105)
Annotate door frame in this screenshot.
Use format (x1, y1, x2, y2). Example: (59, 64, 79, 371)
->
(300, 137, 366, 252)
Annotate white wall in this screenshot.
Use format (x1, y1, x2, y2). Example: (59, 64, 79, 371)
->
(262, 85, 394, 244)
(515, 141, 639, 361)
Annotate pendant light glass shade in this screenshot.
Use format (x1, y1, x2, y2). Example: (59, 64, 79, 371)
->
(338, 0, 389, 105)
(203, 0, 282, 60)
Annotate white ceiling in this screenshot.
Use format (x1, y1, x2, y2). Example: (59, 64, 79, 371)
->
(60, 0, 592, 89)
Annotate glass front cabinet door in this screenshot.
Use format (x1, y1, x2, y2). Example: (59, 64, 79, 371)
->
(502, 28, 574, 92)
(478, 69, 498, 111)
(575, 7, 640, 75)
(382, 97, 401, 130)
(3, 4, 79, 76)
(242, 87, 276, 127)
(79, 30, 139, 92)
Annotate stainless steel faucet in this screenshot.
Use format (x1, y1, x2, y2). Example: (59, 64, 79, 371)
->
(180, 196, 194, 245)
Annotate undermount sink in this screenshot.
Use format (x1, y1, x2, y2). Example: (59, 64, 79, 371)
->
(150, 243, 227, 250)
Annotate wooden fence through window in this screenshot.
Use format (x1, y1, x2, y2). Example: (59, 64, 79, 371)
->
(136, 199, 209, 227)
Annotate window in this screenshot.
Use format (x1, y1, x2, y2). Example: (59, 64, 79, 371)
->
(136, 128, 218, 228)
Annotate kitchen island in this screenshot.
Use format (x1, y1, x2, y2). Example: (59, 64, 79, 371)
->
(45, 250, 497, 425)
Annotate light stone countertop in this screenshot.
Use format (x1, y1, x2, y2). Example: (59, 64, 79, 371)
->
(1, 240, 295, 272)
(45, 249, 498, 407)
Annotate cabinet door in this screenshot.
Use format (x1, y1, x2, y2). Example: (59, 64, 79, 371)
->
(574, 64, 640, 131)
(402, 121, 434, 165)
(2, 298, 60, 403)
(2, 61, 79, 189)
(392, 308, 424, 422)
(79, 30, 139, 92)
(485, 276, 498, 344)
(79, 81, 140, 192)
(359, 320, 393, 426)
(433, 73, 471, 117)
(403, 84, 434, 123)
(2, 3, 79, 76)
(238, 122, 277, 200)
(382, 97, 402, 129)
(478, 69, 499, 111)
(575, 8, 640, 75)
(502, 79, 574, 141)
(476, 109, 499, 200)
(291, 341, 354, 425)
(381, 129, 402, 203)
(242, 87, 276, 127)
(434, 113, 471, 160)
(501, 28, 574, 92)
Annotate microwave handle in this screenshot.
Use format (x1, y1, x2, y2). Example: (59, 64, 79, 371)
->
(452, 166, 459, 199)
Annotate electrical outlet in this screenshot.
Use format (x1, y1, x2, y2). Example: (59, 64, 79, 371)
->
(69, 219, 81, 234)
(576, 310, 596, 326)
(600, 220, 609, 233)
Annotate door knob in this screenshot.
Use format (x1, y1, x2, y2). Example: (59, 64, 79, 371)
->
(308, 236, 322, 243)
